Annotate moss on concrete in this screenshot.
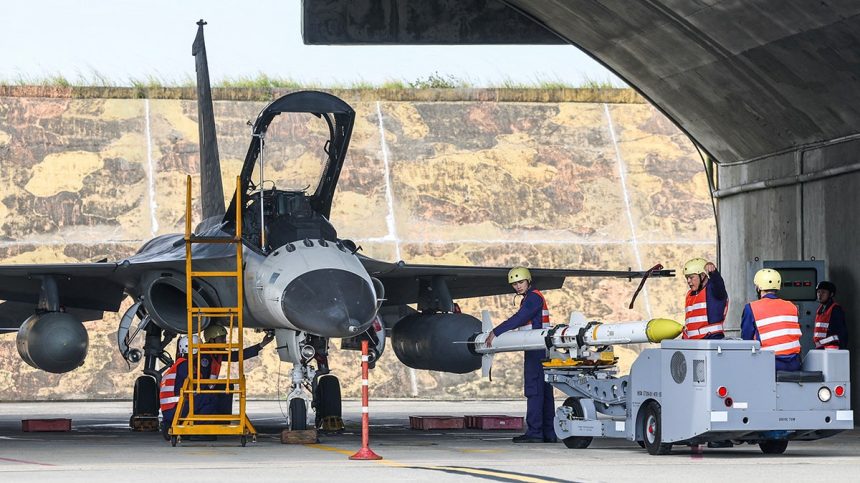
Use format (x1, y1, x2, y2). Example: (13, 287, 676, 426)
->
(0, 85, 645, 104)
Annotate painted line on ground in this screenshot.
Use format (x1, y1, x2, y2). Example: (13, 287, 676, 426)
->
(409, 465, 575, 483)
(0, 456, 56, 466)
(306, 444, 573, 482)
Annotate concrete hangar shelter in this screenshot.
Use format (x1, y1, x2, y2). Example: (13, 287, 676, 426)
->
(303, 0, 860, 414)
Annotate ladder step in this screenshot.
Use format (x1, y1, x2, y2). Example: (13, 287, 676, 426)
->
(189, 319, 238, 325)
(171, 425, 252, 436)
(189, 307, 240, 314)
(190, 345, 242, 352)
(193, 342, 242, 349)
(190, 271, 241, 277)
(185, 389, 244, 395)
(187, 235, 240, 244)
(177, 415, 244, 422)
(186, 386, 243, 393)
(187, 377, 245, 384)
(191, 350, 236, 356)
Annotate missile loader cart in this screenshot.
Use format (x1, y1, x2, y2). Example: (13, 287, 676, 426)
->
(548, 339, 853, 455)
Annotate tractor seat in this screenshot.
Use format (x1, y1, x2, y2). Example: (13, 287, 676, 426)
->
(776, 370, 825, 383)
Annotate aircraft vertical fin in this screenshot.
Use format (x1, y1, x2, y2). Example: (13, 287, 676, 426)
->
(192, 20, 225, 220)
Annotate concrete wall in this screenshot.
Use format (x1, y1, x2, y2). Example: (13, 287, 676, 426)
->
(0, 89, 713, 400)
(719, 140, 860, 414)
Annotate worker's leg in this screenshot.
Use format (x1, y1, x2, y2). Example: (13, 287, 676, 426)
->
(524, 393, 543, 438)
(217, 392, 233, 414)
(775, 355, 801, 372)
(161, 408, 174, 441)
(195, 393, 221, 415)
(522, 351, 545, 439)
(541, 381, 556, 442)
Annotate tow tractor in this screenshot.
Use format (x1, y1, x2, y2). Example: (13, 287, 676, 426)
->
(473, 313, 853, 454)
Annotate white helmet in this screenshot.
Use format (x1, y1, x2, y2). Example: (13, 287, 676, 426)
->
(177, 334, 200, 355)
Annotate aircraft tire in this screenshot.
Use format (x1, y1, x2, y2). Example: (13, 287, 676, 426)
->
(315, 374, 342, 428)
(641, 401, 672, 455)
(290, 398, 308, 431)
(561, 398, 592, 449)
(759, 440, 788, 454)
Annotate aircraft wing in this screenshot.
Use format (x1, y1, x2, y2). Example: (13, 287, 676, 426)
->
(360, 257, 674, 306)
(0, 228, 237, 314)
(0, 299, 104, 332)
(0, 263, 128, 313)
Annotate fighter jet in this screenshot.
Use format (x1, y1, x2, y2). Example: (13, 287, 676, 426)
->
(0, 22, 673, 430)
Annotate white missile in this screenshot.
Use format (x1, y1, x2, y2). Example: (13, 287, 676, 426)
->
(469, 311, 682, 378)
(472, 315, 682, 355)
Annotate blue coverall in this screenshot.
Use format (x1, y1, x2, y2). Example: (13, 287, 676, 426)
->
(697, 270, 728, 339)
(492, 288, 554, 440)
(196, 345, 263, 414)
(741, 293, 801, 371)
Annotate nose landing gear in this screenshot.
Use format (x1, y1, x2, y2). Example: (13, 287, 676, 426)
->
(277, 329, 344, 432)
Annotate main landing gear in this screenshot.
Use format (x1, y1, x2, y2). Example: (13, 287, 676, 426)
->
(119, 302, 176, 431)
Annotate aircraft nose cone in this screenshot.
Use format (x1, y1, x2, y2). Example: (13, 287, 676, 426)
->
(281, 268, 377, 338)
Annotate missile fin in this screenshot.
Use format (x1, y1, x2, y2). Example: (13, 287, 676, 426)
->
(481, 354, 494, 381)
(568, 311, 587, 327)
(481, 310, 493, 333)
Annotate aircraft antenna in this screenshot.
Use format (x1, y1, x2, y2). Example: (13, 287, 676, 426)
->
(256, 131, 266, 250)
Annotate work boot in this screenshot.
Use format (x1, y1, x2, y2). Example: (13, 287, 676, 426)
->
(543, 436, 558, 443)
(512, 434, 543, 443)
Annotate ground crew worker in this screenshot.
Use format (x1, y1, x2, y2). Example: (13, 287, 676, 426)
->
(197, 325, 274, 415)
(682, 258, 727, 339)
(159, 334, 198, 440)
(484, 267, 556, 444)
(741, 269, 802, 371)
(814, 281, 848, 350)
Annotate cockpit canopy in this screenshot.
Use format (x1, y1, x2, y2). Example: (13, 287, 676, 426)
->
(224, 91, 355, 254)
(247, 110, 332, 195)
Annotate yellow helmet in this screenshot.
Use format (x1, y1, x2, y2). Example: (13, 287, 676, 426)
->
(683, 258, 708, 276)
(508, 267, 532, 284)
(204, 324, 227, 341)
(754, 268, 782, 291)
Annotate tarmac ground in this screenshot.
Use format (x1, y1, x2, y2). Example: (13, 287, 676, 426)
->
(0, 400, 858, 482)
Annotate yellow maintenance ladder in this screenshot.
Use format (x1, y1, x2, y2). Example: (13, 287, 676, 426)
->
(170, 176, 255, 446)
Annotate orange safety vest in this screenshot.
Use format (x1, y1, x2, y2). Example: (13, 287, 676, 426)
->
(749, 298, 801, 356)
(159, 357, 186, 412)
(683, 287, 725, 339)
(814, 302, 841, 349)
(209, 355, 222, 378)
(519, 289, 551, 330)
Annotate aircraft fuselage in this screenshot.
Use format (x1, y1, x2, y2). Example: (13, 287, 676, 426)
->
(125, 219, 378, 339)
(243, 238, 378, 337)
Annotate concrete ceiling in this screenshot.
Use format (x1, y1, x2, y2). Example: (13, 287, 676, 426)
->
(303, 0, 860, 164)
(505, 0, 860, 164)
